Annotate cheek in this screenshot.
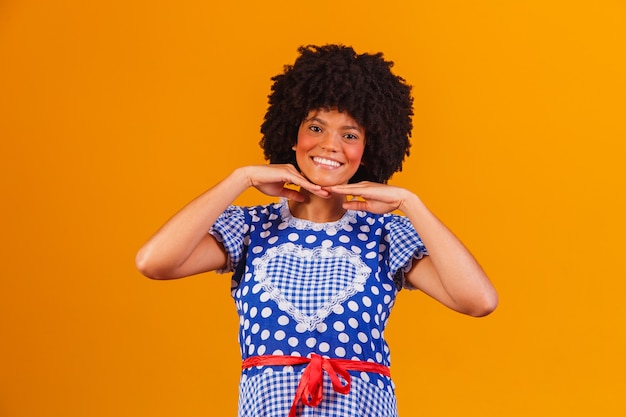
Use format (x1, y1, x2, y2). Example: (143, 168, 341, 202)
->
(347, 144, 366, 163)
(293, 139, 310, 166)
(294, 132, 316, 155)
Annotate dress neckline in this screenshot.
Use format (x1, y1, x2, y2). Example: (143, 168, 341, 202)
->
(277, 198, 357, 232)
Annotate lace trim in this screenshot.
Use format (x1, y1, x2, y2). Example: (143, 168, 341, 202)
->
(252, 242, 371, 331)
(277, 198, 358, 232)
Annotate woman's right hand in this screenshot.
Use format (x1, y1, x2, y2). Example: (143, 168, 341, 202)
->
(135, 164, 329, 280)
(241, 164, 330, 201)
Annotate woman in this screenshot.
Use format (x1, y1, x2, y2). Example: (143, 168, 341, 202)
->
(136, 44, 498, 417)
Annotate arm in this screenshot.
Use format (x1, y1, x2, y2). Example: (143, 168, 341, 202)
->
(325, 182, 498, 317)
(135, 164, 328, 280)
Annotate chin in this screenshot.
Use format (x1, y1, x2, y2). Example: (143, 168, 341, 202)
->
(305, 170, 356, 187)
(309, 177, 348, 187)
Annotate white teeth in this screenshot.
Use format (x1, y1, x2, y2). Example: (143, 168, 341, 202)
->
(313, 157, 341, 167)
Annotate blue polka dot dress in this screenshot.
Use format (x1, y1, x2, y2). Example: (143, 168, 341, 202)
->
(210, 199, 427, 417)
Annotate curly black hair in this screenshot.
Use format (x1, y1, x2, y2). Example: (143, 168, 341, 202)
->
(259, 44, 414, 183)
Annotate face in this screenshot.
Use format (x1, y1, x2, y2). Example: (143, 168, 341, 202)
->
(294, 108, 366, 187)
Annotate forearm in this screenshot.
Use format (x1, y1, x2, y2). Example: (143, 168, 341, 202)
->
(400, 193, 498, 316)
(135, 167, 251, 278)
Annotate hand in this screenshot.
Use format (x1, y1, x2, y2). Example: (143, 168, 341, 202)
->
(324, 182, 414, 214)
(242, 164, 330, 201)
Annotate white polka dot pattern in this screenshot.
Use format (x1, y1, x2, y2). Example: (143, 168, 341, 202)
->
(210, 199, 427, 416)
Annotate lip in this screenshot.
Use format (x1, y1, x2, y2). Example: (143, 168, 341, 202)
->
(312, 156, 343, 169)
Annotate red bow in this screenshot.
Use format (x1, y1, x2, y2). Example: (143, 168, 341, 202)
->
(242, 354, 390, 417)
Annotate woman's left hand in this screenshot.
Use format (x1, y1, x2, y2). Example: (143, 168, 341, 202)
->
(329, 181, 498, 317)
(324, 182, 411, 214)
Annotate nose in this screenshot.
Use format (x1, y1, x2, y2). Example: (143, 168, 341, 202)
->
(319, 132, 340, 151)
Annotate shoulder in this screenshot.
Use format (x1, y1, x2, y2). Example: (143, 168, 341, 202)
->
(378, 213, 425, 251)
(340, 210, 415, 235)
(364, 211, 416, 233)
(221, 201, 282, 220)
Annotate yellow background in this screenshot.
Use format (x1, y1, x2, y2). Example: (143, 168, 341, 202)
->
(1, 0, 625, 416)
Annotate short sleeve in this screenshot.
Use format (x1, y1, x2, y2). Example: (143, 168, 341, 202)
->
(209, 205, 247, 274)
(386, 215, 428, 289)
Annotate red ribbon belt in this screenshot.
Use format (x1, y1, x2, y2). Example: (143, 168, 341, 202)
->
(242, 354, 390, 417)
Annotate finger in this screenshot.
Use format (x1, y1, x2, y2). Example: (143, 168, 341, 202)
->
(282, 180, 330, 199)
(292, 178, 331, 198)
(342, 200, 370, 211)
(280, 187, 305, 202)
(326, 184, 370, 198)
(304, 186, 331, 198)
(323, 185, 353, 195)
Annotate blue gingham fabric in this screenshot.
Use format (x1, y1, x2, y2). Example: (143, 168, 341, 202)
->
(209, 199, 428, 417)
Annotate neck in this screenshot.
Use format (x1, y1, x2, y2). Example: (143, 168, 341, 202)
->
(288, 191, 347, 223)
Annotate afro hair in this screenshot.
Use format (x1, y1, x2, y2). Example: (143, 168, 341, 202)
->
(259, 44, 414, 183)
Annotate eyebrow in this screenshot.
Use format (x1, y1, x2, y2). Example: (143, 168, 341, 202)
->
(304, 116, 363, 133)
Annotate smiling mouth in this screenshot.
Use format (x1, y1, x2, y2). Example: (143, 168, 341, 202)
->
(312, 156, 342, 168)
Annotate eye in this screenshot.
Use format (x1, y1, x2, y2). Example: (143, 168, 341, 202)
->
(343, 133, 359, 140)
(309, 125, 322, 133)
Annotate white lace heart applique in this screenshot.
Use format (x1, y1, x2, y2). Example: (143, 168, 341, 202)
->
(252, 242, 371, 331)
